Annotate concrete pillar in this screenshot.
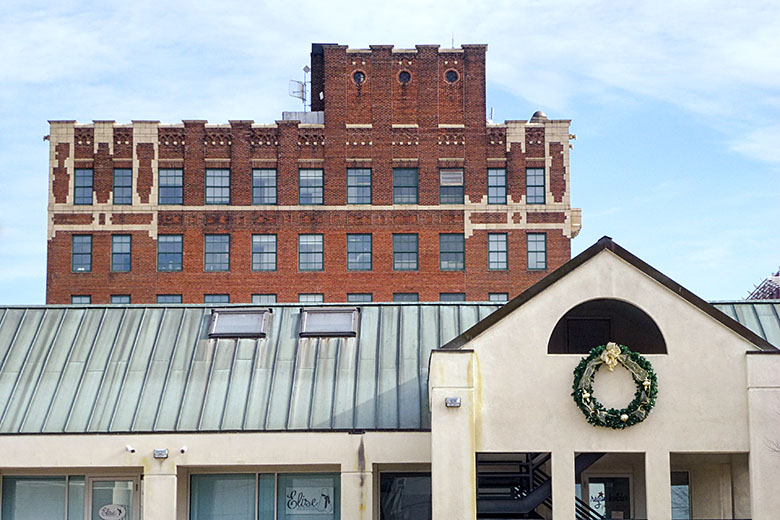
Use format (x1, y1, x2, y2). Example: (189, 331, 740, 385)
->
(429, 350, 477, 520)
(551, 450, 575, 518)
(747, 352, 780, 520)
(645, 450, 671, 520)
(341, 470, 373, 520)
(142, 473, 177, 520)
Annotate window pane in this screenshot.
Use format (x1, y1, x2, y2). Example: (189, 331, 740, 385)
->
(74, 168, 93, 205)
(205, 235, 230, 271)
(489, 293, 508, 303)
(157, 294, 182, 303)
(347, 293, 372, 303)
(440, 293, 466, 301)
(393, 168, 418, 204)
(252, 294, 277, 304)
(204, 294, 230, 304)
(205, 169, 230, 204)
(347, 234, 372, 270)
(2, 476, 66, 519)
(487, 168, 507, 204)
(298, 234, 323, 271)
(111, 295, 130, 304)
(68, 476, 85, 520)
(210, 310, 268, 337)
(380, 473, 431, 520)
(111, 235, 131, 272)
(299, 293, 324, 303)
(277, 473, 339, 520)
(347, 168, 372, 204)
(72, 235, 92, 272)
(299, 169, 324, 205)
(301, 310, 358, 336)
(252, 169, 277, 204)
(439, 233, 464, 270)
(158, 235, 183, 271)
(439, 169, 464, 204)
(190, 474, 255, 520)
(159, 168, 183, 204)
(91, 480, 133, 520)
(393, 293, 419, 302)
(488, 233, 508, 270)
(252, 235, 277, 271)
(113, 168, 132, 205)
(671, 471, 691, 519)
(527, 233, 547, 270)
(526, 167, 545, 204)
(393, 234, 418, 270)
(71, 295, 91, 304)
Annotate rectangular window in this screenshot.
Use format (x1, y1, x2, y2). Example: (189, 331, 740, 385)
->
(204, 235, 230, 271)
(157, 235, 183, 271)
(205, 168, 230, 204)
(439, 233, 465, 270)
(113, 168, 132, 205)
(111, 235, 131, 272)
(489, 292, 509, 303)
(209, 308, 271, 338)
(252, 235, 277, 271)
(70, 295, 91, 304)
(487, 168, 507, 204)
(393, 168, 418, 204)
(526, 167, 545, 204)
(347, 234, 372, 270)
(347, 293, 372, 303)
(393, 234, 418, 271)
(157, 294, 182, 304)
(671, 471, 691, 519)
(74, 168, 93, 205)
(527, 233, 547, 270)
(439, 168, 464, 204)
(393, 293, 419, 302)
(380, 473, 431, 520)
(277, 473, 339, 520)
(298, 234, 324, 271)
(2, 475, 85, 520)
(204, 294, 230, 304)
(300, 308, 359, 337)
(72, 235, 92, 272)
(299, 169, 324, 205)
(299, 293, 324, 303)
(488, 233, 508, 270)
(347, 168, 372, 204)
(110, 295, 130, 304)
(252, 294, 277, 304)
(440, 292, 466, 302)
(190, 474, 266, 520)
(159, 168, 183, 204)
(252, 168, 277, 204)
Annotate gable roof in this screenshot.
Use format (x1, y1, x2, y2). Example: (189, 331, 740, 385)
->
(441, 237, 779, 352)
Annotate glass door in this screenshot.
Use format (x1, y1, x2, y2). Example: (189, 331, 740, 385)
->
(587, 476, 631, 519)
(87, 478, 138, 520)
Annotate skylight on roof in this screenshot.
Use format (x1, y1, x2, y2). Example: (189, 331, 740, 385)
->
(208, 308, 271, 338)
(300, 308, 360, 337)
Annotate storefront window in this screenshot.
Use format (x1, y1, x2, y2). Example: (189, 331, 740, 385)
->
(380, 473, 431, 520)
(588, 477, 630, 519)
(2, 476, 84, 520)
(277, 474, 339, 520)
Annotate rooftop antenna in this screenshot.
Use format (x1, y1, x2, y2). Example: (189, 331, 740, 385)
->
(289, 65, 311, 111)
(451, 32, 455, 48)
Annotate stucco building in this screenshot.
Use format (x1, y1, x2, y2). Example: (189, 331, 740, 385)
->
(3, 238, 780, 519)
(45, 43, 580, 305)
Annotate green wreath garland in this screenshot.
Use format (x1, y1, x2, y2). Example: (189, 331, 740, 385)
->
(571, 342, 658, 429)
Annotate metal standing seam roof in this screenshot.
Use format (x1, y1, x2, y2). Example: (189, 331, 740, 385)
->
(710, 300, 780, 349)
(0, 303, 499, 434)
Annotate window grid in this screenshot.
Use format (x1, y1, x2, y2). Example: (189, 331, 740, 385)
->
(205, 169, 230, 204)
(347, 234, 372, 271)
(71, 235, 92, 272)
(252, 294, 277, 304)
(489, 293, 509, 303)
(252, 235, 277, 271)
(393, 293, 419, 302)
(439, 233, 465, 270)
(488, 233, 508, 270)
(299, 169, 324, 205)
(113, 168, 132, 205)
(488, 168, 507, 204)
(298, 234, 324, 271)
(299, 293, 324, 303)
(157, 235, 183, 271)
(204, 294, 230, 304)
(204, 234, 230, 271)
(110, 295, 131, 304)
(70, 295, 91, 304)
(526, 167, 545, 204)
(440, 293, 466, 302)
(347, 168, 372, 204)
(527, 233, 547, 270)
(439, 169, 464, 204)
(159, 168, 183, 204)
(393, 234, 418, 271)
(393, 168, 418, 204)
(252, 169, 277, 205)
(347, 293, 373, 303)
(111, 235, 131, 272)
(73, 168, 93, 205)
(156, 294, 182, 304)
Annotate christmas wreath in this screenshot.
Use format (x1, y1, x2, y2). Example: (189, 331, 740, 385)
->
(571, 342, 658, 429)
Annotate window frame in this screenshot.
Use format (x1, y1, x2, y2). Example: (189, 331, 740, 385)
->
(204, 234, 230, 272)
(252, 234, 277, 272)
(439, 233, 465, 271)
(158, 168, 183, 205)
(489, 292, 509, 303)
(205, 168, 231, 205)
(393, 233, 419, 271)
(298, 293, 324, 303)
(252, 294, 277, 304)
(393, 168, 418, 204)
(252, 168, 277, 205)
(298, 234, 324, 271)
(439, 168, 464, 204)
(71, 235, 92, 273)
(527, 232, 547, 270)
(70, 295, 91, 304)
(347, 293, 372, 303)
(156, 294, 182, 304)
(347, 167, 372, 204)
(488, 232, 508, 270)
(526, 167, 545, 204)
(204, 294, 230, 304)
(487, 168, 507, 204)
(440, 293, 466, 302)
(208, 308, 271, 338)
(157, 234, 183, 272)
(111, 235, 131, 272)
(110, 295, 131, 304)
(299, 307, 360, 337)
(299, 168, 324, 205)
(393, 293, 419, 302)
(347, 234, 372, 271)
(73, 168, 93, 205)
(112, 168, 133, 205)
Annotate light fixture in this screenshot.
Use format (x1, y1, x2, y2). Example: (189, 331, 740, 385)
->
(445, 397, 462, 408)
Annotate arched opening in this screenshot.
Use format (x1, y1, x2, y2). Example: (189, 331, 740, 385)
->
(548, 298, 666, 354)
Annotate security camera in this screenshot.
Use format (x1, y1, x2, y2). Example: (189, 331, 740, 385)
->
(125, 445, 136, 454)
(180, 446, 188, 454)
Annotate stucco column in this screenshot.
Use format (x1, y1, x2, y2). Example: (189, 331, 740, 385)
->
(645, 450, 671, 519)
(429, 350, 477, 520)
(142, 472, 177, 520)
(747, 352, 780, 520)
(551, 450, 575, 518)
(341, 470, 373, 520)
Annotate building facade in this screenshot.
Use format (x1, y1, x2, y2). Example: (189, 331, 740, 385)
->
(45, 43, 580, 304)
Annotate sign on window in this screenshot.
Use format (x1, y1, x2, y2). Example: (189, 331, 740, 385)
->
(285, 487, 335, 515)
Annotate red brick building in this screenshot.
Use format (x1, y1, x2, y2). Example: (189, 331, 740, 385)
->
(46, 43, 581, 304)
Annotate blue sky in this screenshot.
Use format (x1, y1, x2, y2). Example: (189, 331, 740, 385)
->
(1, 0, 778, 303)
